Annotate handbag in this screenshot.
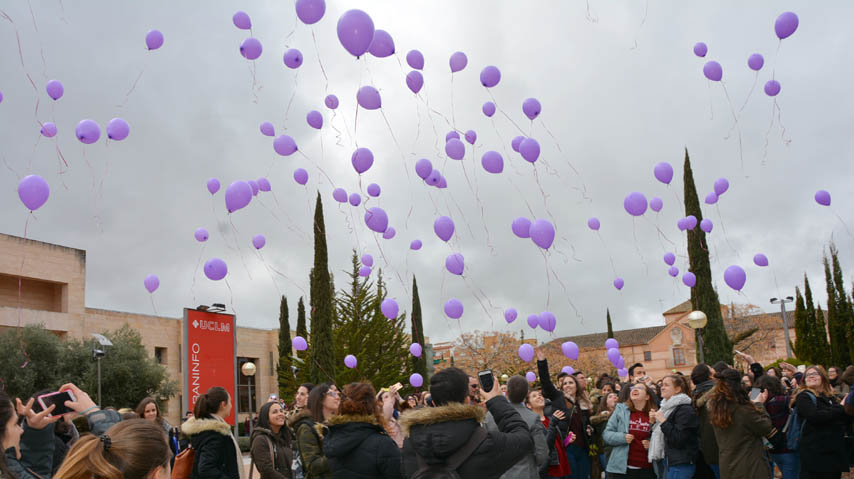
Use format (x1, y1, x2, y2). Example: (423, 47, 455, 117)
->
(171, 446, 194, 479)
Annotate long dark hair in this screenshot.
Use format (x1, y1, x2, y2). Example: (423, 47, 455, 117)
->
(708, 369, 753, 429)
(0, 391, 17, 479)
(256, 401, 291, 447)
(193, 387, 230, 419)
(306, 383, 333, 423)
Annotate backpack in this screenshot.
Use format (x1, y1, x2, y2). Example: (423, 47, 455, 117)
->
(291, 420, 319, 479)
(783, 390, 816, 451)
(171, 445, 194, 479)
(411, 427, 488, 479)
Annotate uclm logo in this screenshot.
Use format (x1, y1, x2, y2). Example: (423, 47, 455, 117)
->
(191, 319, 231, 332)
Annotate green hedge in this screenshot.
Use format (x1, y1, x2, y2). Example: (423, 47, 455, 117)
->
(237, 436, 251, 453)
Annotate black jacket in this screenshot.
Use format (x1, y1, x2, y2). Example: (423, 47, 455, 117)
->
(322, 414, 402, 479)
(400, 397, 533, 478)
(796, 391, 850, 473)
(537, 359, 570, 438)
(660, 402, 700, 467)
(182, 416, 241, 479)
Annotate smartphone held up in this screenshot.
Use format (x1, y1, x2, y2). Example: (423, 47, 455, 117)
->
(36, 390, 76, 416)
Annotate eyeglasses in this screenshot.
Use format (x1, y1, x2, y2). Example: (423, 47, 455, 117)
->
(326, 390, 340, 398)
(470, 384, 480, 389)
(805, 372, 820, 378)
(631, 385, 646, 391)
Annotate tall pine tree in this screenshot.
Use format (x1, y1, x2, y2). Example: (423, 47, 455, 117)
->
(411, 276, 428, 379)
(829, 244, 854, 364)
(812, 304, 831, 366)
(684, 150, 732, 364)
(309, 192, 335, 384)
(793, 286, 809, 360)
(803, 277, 823, 364)
(824, 252, 851, 366)
(295, 297, 309, 385)
(276, 296, 298, 400)
(606, 309, 615, 339)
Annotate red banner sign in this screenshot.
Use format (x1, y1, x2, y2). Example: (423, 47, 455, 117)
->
(183, 309, 237, 425)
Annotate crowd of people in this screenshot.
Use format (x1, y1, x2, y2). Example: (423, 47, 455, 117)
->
(2, 351, 853, 479)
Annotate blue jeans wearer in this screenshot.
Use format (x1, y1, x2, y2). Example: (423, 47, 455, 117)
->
(566, 445, 591, 479)
(666, 463, 695, 479)
(770, 452, 800, 479)
(708, 463, 720, 479)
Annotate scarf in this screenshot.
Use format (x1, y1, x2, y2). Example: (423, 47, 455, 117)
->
(648, 393, 692, 462)
(214, 415, 247, 479)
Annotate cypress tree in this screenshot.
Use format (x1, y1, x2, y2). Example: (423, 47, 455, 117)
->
(804, 276, 820, 363)
(829, 244, 854, 364)
(309, 192, 335, 384)
(276, 296, 298, 400)
(683, 149, 732, 364)
(824, 253, 850, 366)
(813, 304, 831, 366)
(606, 309, 615, 339)
(411, 276, 428, 379)
(295, 297, 309, 384)
(793, 287, 809, 360)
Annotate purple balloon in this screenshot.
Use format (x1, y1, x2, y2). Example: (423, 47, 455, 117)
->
(714, 178, 730, 196)
(344, 354, 357, 369)
(522, 98, 541, 120)
(367, 183, 381, 197)
(361, 254, 374, 267)
(225, 181, 252, 213)
(194, 227, 209, 242)
(368, 29, 395, 58)
(563, 366, 576, 375)
(406, 70, 423, 94)
(351, 147, 374, 174)
(425, 169, 441, 186)
(623, 192, 648, 216)
(529, 219, 555, 249)
(445, 253, 464, 276)
(562, 341, 579, 360)
(260, 122, 275, 137)
(705, 192, 718, 205)
(511, 135, 525, 152)
(815, 190, 831, 206)
(605, 338, 619, 350)
(381, 298, 399, 319)
(410, 373, 423, 388)
(481, 151, 503, 174)
(273, 135, 298, 156)
(504, 308, 517, 324)
(682, 272, 697, 287)
(587, 217, 600, 231)
(700, 219, 714, 233)
(17, 175, 50, 211)
(464, 130, 477, 145)
(444, 298, 463, 319)
(358, 266, 371, 277)
(650, 197, 663, 212)
(748, 53, 764, 71)
(144, 274, 160, 293)
(207, 178, 221, 195)
(724, 265, 747, 291)
(382, 227, 396, 240)
(775, 11, 799, 40)
(0, 90, 3, 103)
(406, 49, 424, 70)
(257, 177, 271, 192)
(40, 122, 57, 138)
(703, 61, 723, 82)
(616, 356, 626, 369)
(324, 94, 339, 109)
(764, 80, 781, 97)
(482, 101, 496, 117)
(445, 130, 460, 142)
(248, 180, 259, 196)
(357, 86, 381, 110)
(512, 217, 532, 239)
(349, 193, 362, 207)
(145, 30, 164, 50)
(693, 42, 708, 57)
(75, 119, 101, 144)
(292, 336, 308, 351)
(240, 37, 263, 60)
(295, 0, 325, 25)
(365, 207, 389, 233)
(106, 118, 130, 141)
(204, 258, 228, 281)
(613, 278, 624, 291)
(293, 168, 309, 185)
(654, 162, 673, 184)
(449, 51, 467, 73)
(434, 216, 455, 242)
(332, 188, 347, 203)
(518, 344, 534, 362)
(519, 138, 540, 163)
(436, 175, 447, 189)
(527, 314, 539, 329)
(669, 266, 679, 277)
(480, 66, 501, 87)
(607, 347, 621, 364)
(232, 11, 251, 30)
(415, 159, 433, 179)
(252, 234, 266, 249)
(663, 252, 676, 266)
(283, 48, 303, 69)
(525, 372, 537, 383)
(677, 218, 688, 231)
(753, 254, 769, 267)
(617, 368, 628, 377)
(539, 311, 556, 332)
(410, 239, 422, 250)
(45, 80, 64, 101)
(685, 215, 698, 230)
(445, 138, 465, 160)
(337, 9, 375, 58)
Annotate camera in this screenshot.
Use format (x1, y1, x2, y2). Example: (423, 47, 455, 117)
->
(92, 348, 106, 359)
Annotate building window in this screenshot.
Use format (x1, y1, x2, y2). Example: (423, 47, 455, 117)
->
(643, 351, 652, 361)
(672, 348, 686, 366)
(154, 347, 167, 365)
(238, 357, 258, 413)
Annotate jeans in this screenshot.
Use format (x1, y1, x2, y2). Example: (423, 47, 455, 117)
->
(666, 464, 695, 479)
(770, 452, 800, 479)
(709, 464, 720, 479)
(599, 454, 607, 471)
(566, 445, 591, 479)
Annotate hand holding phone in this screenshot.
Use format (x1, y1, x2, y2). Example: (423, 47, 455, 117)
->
(15, 398, 61, 430)
(478, 370, 495, 393)
(37, 391, 77, 417)
(749, 388, 762, 401)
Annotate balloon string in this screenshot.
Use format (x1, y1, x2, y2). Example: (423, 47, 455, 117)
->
(224, 278, 237, 315)
(283, 70, 299, 129)
(715, 203, 741, 258)
(486, 89, 526, 135)
(551, 264, 582, 320)
(542, 250, 552, 308)
(16, 214, 32, 368)
(460, 160, 496, 256)
(149, 295, 158, 314)
(262, 255, 308, 298)
(831, 208, 854, 241)
(532, 164, 558, 224)
(596, 231, 618, 277)
(228, 215, 253, 280)
(450, 73, 456, 129)
(585, 0, 599, 23)
(297, 150, 334, 186)
(632, 219, 649, 276)
(418, 90, 445, 159)
(720, 83, 744, 171)
(117, 65, 146, 108)
(540, 119, 590, 201)
(379, 109, 415, 229)
(330, 109, 345, 147)
(736, 72, 759, 115)
(248, 61, 260, 103)
(255, 250, 284, 298)
(629, 0, 649, 50)
(310, 28, 329, 91)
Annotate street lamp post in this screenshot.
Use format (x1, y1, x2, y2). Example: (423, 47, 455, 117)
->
(686, 311, 708, 364)
(241, 361, 257, 437)
(771, 297, 795, 358)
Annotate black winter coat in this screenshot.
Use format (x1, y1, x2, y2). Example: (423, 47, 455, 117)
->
(400, 397, 533, 478)
(182, 416, 241, 479)
(322, 414, 401, 479)
(660, 402, 700, 467)
(796, 391, 850, 473)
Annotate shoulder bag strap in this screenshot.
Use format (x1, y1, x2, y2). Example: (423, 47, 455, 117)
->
(445, 426, 488, 471)
(267, 436, 276, 471)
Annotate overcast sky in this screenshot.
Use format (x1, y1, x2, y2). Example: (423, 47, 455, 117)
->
(2, 1, 853, 344)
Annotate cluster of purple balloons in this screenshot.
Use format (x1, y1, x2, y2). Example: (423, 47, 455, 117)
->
(511, 217, 555, 250)
(222, 177, 274, 214)
(510, 135, 541, 163)
(605, 338, 627, 376)
(415, 158, 447, 189)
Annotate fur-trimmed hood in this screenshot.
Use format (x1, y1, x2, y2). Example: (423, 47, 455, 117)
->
(397, 402, 486, 462)
(695, 387, 715, 408)
(181, 416, 232, 437)
(323, 414, 388, 460)
(326, 414, 381, 427)
(287, 409, 313, 428)
(398, 402, 486, 437)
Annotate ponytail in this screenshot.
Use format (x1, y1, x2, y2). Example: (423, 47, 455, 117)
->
(55, 419, 169, 479)
(194, 386, 230, 419)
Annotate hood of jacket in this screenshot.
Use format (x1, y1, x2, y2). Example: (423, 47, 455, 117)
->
(250, 426, 289, 445)
(287, 409, 313, 428)
(398, 402, 486, 461)
(695, 386, 715, 408)
(322, 414, 385, 459)
(693, 380, 715, 401)
(181, 417, 231, 437)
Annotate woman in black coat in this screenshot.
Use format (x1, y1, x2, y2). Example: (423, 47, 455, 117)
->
(181, 386, 243, 479)
(321, 382, 402, 479)
(794, 366, 850, 479)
